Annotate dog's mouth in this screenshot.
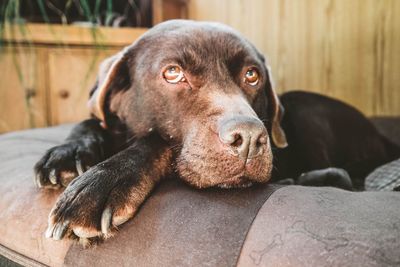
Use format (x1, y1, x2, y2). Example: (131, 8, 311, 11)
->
(217, 176, 254, 189)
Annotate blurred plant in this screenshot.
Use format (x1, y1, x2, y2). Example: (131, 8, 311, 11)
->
(0, 1, 147, 129)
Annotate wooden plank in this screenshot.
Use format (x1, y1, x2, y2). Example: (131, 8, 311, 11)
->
(152, 0, 164, 25)
(1, 24, 147, 132)
(153, 0, 189, 25)
(0, 46, 48, 132)
(47, 47, 120, 125)
(374, 0, 400, 116)
(188, 0, 400, 116)
(2, 23, 147, 47)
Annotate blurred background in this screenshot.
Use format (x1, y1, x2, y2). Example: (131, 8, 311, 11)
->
(0, 0, 399, 133)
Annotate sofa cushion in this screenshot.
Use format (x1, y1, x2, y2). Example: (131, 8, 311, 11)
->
(0, 125, 72, 267)
(0, 125, 280, 267)
(1, 125, 400, 267)
(237, 186, 400, 267)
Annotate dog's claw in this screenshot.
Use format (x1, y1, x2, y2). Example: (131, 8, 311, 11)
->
(34, 138, 103, 188)
(46, 220, 70, 240)
(49, 169, 58, 185)
(101, 207, 112, 235)
(45, 223, 56, 238)
(52, 221, 69, 240)
(75, 159, 84, 176)
(34, 173, 43, 188)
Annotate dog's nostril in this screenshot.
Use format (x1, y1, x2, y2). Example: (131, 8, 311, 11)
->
(256, 140, 262, 148)
(231, 134, 243, 147)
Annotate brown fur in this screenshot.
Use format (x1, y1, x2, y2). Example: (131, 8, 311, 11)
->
(91, 20, 286, 188)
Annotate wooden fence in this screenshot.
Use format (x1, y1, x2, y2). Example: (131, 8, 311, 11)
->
(188, 0, 400, 116)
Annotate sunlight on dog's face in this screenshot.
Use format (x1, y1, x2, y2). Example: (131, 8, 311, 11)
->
(94, 20, 286, 188)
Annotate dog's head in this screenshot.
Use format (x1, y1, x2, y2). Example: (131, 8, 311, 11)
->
(88, 20, 287, 188)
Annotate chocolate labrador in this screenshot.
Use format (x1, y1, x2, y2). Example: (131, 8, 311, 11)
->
(34, 20, 400, 246)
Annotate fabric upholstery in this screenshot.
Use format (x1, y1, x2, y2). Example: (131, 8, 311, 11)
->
(365, 158, 400, 191)
(64, 180, 280, 267)
(0, 125, 73, 267)
(0, 125, 280, 266)
(238, 186, 400, 267)
(0, 119, 399, 266)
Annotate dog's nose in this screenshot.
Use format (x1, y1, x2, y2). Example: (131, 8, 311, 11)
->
(219, 117, 268, 160)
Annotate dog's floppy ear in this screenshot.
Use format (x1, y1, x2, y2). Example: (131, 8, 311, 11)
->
(264, 64, 288, 148)
(88, 51, 130, 127)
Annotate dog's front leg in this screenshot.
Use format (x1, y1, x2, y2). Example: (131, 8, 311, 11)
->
(45, 134, 173, 246)
(34, 119, 112, 188)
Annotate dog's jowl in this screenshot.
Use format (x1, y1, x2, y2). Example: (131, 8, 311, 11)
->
(34, 20, 399, 246)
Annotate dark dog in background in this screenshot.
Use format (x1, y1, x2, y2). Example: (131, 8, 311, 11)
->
(272, 91, 400, 190)
(33, 20, 400, 245)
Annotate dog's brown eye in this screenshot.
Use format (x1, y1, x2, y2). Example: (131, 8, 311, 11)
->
(245, 68, 259, 86)
(163, 66, 186, 83)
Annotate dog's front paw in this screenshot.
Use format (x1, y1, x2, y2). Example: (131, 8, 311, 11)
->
(34, 137, 104, 188)
(45, 165, 147, 246)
